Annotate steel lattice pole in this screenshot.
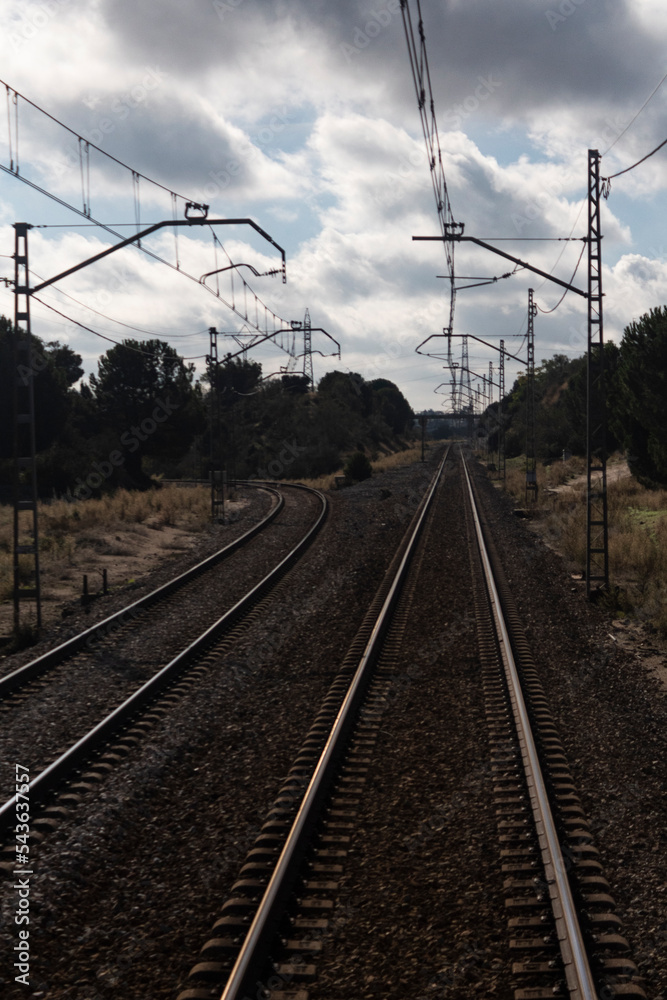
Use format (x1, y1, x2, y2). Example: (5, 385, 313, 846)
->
(586, 149, 609, 595)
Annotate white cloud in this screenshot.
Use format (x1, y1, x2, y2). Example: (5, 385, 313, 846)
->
(1, 0, 667, 413)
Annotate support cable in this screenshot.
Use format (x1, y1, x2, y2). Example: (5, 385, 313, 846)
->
(0, 162, 289, 335)
(602, 70, 667, 156)
(171, 192, 180, 269)
(132, 171, 141, 243)
(212, 228, 221, 298)
(31, 296, 181, 356)
(13, 89, 19, 174)
(29, 270, 206, 339)
(536, 240, 586, 314)
(78, 138, 91, 217)
(401, 0, 458, 357)
(5, 84, 13, 172)
(0, 78, 289, 334)
(602, 135, 667, 196)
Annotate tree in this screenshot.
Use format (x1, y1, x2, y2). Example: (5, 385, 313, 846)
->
(613, 306, 667, 486)
(211, 357, 262, 402)
(281, 373, 310, 394)
(0, 317, 80, 466)
(495, 351, 619, 463)
(45, 341, 84, 387)
(317, 371, 373, 417)
(344, 451, 372, 482)
(369, 379, 414, 436)
(89, 339, 204, 485)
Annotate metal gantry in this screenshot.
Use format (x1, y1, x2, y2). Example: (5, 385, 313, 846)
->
(586, 149, 609, 594)
(281, 309, 340, 387)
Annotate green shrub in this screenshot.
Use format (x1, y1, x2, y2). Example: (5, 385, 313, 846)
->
(344, 452, 372, 482)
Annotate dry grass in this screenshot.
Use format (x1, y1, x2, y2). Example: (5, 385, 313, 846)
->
(0, 484, 211, 604)
(286, 443, 428, 491)
(372, 445, 425, 473)
(494, 452, 667, 631)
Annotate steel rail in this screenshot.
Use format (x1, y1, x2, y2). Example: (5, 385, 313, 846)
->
(0, 485, 283, 699)
(218, 446, 450, 1000)
(0, 486, 327, 834)
(461, 454, 597, 1000)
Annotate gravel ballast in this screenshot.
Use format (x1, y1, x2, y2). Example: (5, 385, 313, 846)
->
(0, 451, 665, 1000)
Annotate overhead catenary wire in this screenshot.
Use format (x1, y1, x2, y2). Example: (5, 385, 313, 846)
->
(31, 296, 184, 356)
(27, 270, 207, 340)
(0, 78, 289, 337)
(536, 239, 587, 314)
(0, 159, 289, 338)
(30, 295, 293, 364)
(602, 70, 667, 156)
(401, 0, 458, 344)
(602, 135, 667, 195)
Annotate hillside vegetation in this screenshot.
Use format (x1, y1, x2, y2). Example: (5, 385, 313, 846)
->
(0, 315, 415, 499)
(483, 305, 667, 630)
(482, 305, 667, 488)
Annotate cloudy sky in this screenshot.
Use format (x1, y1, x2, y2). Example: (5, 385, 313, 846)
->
(1, 0, 667, 412)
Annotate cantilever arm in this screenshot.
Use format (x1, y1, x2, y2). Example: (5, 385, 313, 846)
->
(413, 234, 587, 298)
(310, 328, 341, 358)
(32, 217, 287, 293)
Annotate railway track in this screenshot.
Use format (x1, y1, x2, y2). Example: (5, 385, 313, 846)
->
(463, 455, 646, 999)
(176, 449, 451, 998)
(0, 483, 282, 699)
(0, 482, 327, 842)
(176, 448, 645, 1000)
(0, 451, 655, 998)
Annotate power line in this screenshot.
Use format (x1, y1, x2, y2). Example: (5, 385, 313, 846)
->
(602, 70, 667, 156)
(1, 80, 290, 336)
(29, 271, 205, 340)
(536, 240, 587, 314)
(401, 0, 458, 345)
(602, 136, 667, 194)
(31, 296, 173, 356)
(533, 197, 586, 299)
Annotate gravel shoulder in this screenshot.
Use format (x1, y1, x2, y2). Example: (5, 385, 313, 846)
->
(471, 460, 667, 999)
(0, 459, 435, 999)
(1, 452, 665, 1000)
